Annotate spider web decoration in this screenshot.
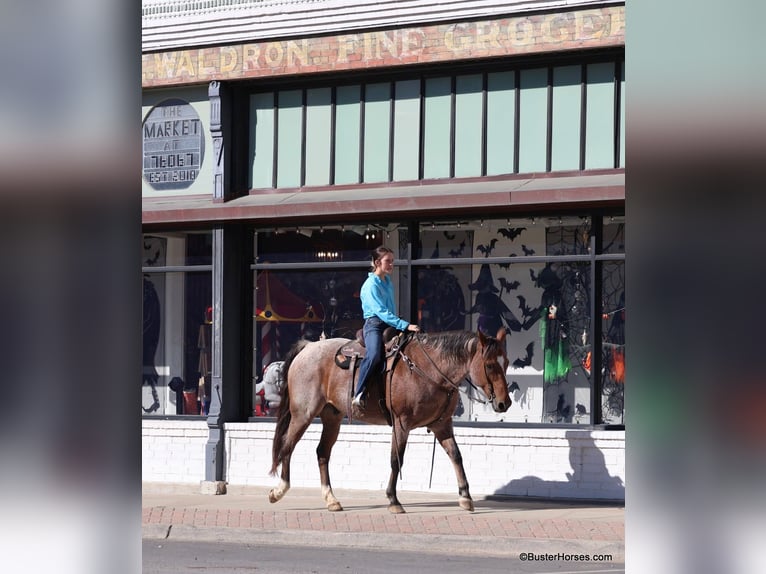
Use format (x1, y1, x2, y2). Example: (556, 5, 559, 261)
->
(600, 221, 626, 424)
(540, 219, 625, 424)
(539, 220, 591, 422)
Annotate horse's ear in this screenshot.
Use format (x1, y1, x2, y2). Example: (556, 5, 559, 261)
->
(477, 330, 487, 346)
(496, 327, 507, 343)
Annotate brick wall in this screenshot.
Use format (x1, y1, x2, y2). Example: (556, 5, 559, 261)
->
(142, 420, 208, 483)
(142, 420, 624, 500)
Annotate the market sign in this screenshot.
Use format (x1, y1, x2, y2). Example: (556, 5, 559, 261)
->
(142, 99, 205, 190)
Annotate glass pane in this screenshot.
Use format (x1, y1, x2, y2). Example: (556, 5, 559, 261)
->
(454, 74, 483, 178)
(486, 71, 515, 176)
(254, 225, 381, 264)
(363, 82, 391, 183)
(142, 271, 212, 416)
(305, 88, 332, 186)
(417, 217, 547, 259)
(602, 214, 625, 254)
(585, 62, 615, 169)
(551, 65, 581, 171)
(538, 261, 592, 424)
(252, 266, 407, 398)
(601, 261, 625, 424)
(277, 90, 303, 188)
(423, 77, 451, 179)
(250, 92, 275, 189)
(334, 85, 361, 184)
(544, 216, 591, 256)
(518, 68, 548, 174)
(142, 231, 212, 267)
(416, 259, 592, 424)
(393, 79, 420, 181)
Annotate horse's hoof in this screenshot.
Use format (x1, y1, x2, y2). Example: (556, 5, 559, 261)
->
(458, 497, 475, 512)
(327, 502, 344, 512)
(268, 490, 280, 504)
(388, 504, 406, 514)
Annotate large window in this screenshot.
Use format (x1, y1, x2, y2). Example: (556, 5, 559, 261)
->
(248, 56, 624, 189)
(142, 231, 212, 416)
(249, 215, 624, 426)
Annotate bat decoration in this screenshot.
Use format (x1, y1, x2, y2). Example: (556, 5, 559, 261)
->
(443, 231, 457, 240)
(476, 238, 498, 257)
(498, 261, 511, 269)
(145, 249, 161, 266)
(516, 295, 536, 319)
(508, 381, 520, 393)
(498, 227, 526, 240)
(521, 244, 535, 256)
(512, 341, 534, 368)
(448, 240, 467, 257)
(498, 277, 520, 293)
(529, 268, 539, 283)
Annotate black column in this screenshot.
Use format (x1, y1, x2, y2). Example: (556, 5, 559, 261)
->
(205, 224, 250, 485)
(204, 80, 252, 489)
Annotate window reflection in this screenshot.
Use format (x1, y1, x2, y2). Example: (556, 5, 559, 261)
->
(142, 271, 212, 416)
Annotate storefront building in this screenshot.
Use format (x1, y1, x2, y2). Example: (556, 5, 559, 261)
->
(142, 0, 625, 500)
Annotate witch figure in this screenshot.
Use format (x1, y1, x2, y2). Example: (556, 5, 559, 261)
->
(536, 263, 572, 383)
(468, 264, 524, 336)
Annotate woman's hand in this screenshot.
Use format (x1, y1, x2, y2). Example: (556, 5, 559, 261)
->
(406, 324, 421, 333)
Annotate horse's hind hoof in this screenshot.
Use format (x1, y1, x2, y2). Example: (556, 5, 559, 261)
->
(388, 504, 406, 514)
(327, 502, 344, 512)
(268, 490, 280, 504)
(459, 497, 475, 512)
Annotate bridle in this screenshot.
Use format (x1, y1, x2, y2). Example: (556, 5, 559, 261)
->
(397, 333, 502, 406)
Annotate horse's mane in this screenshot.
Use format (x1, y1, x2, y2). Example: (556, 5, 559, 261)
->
(419, 331, 477, 367)
(419, 330, 505, 366)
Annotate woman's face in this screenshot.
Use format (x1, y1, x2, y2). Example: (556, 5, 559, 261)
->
(375, 253, 395, 277)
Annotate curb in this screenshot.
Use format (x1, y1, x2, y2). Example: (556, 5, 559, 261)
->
(142, 523, 625, 562)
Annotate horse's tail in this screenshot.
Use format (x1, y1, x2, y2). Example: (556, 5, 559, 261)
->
(270, 339, 310, 476)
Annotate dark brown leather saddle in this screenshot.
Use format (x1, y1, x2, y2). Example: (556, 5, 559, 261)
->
(333, 326, 402, 369)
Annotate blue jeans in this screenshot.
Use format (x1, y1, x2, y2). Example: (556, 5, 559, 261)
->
(355, 317, 385, 396)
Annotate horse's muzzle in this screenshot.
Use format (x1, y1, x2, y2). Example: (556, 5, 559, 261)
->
(493, 399, 511, 413)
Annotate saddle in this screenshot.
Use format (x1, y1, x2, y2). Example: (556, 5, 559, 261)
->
(335, 328, 412, 426)
(333, 326, 401, 369)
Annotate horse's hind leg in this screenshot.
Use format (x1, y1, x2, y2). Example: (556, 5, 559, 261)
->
(430, 422, 474, 511)
(268, 415, 312, 504)
(386, 427, 411, 514)
(317, 405, 344, 512)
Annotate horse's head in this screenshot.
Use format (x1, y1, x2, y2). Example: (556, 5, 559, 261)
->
(472, 328, 511, 413)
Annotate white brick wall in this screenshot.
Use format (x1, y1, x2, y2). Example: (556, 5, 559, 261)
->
(142, 420, 208, 483)
(142, 420, 624, 499)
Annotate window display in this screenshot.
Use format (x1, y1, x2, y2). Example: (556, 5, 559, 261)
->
(143, 215, 624, 426)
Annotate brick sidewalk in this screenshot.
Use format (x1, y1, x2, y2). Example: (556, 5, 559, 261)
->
(143, 506, 623, 541)
(142, 490, 624, 543)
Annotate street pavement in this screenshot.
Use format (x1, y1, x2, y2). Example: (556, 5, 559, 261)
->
(143, 483, 624, 562)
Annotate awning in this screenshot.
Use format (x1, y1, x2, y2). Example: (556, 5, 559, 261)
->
(142, 171, 624, 226)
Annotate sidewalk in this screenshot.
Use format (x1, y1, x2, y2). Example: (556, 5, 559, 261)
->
(143, 483, 624, 560)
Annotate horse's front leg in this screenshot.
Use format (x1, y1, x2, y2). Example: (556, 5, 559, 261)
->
(317, 406, 344, 512)
(386, 426, 411, 514)
(430, 422, 474, 511)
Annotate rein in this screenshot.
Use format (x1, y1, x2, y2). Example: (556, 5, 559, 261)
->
(400, 334, 497, 406)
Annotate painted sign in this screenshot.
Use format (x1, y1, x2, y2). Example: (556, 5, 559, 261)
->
(142, 99, 205, 190)
(142, 6, 624, 87)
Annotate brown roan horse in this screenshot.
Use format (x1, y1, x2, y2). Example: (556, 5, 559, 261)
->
(268, 328, 511, 514)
